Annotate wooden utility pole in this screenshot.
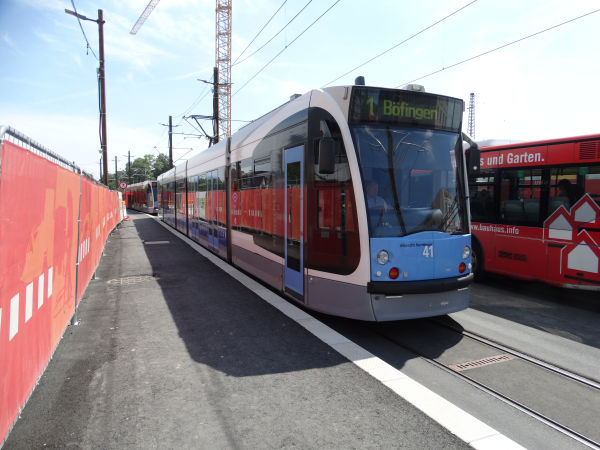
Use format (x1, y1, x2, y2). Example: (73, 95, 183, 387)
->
(213, 67, 219, 144)
(65, 8, 108, 185)
(98, 9, 108, 185)
(168, 115, 173, 168)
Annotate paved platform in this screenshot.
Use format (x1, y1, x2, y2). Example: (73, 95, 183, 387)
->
(3, 213, 480, 449)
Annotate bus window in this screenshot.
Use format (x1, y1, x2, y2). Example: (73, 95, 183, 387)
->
(550, 166, 587, 213)
(500, 168, 542, 226)
(469, 171, 495, 223)
(583, 166, 600, 206)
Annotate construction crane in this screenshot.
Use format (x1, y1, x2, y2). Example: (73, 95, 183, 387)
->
(215, 0, 232, 141)
(129, 0, 232, 142)
(468, 92, 476, 139)
(130, 0, 161, 35)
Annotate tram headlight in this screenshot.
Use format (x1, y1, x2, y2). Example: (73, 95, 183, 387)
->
(376, 250, 389, 265)
(462, 246, 471, 259)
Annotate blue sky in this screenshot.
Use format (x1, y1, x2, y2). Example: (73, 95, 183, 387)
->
(1, 0, 599, 179)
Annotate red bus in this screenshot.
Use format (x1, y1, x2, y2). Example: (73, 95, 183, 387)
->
(469, 133, 600, 290)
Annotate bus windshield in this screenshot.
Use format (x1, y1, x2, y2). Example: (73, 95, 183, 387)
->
(351, 125, 466, 237)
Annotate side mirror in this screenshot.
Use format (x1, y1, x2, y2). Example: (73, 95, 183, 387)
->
(318, 138, 336, 174)
(461, 132, 480, 177)
(466, 144, 480, 177)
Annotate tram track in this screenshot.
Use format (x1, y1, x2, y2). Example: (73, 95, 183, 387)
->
(364, 318, 600, 450)
(429, 316, 600, 391)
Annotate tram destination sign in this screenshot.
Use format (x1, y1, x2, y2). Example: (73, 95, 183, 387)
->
(349, 86, 463, 132)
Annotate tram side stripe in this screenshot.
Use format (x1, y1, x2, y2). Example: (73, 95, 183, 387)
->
(156, 218, 525, 450)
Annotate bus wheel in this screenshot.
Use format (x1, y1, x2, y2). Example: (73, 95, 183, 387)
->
(472, 242, 484, 280)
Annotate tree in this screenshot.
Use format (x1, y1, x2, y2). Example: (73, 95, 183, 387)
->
(153, 153, 171, 179)
(130, 155, 153, 183)
(126, 153, 171, 183)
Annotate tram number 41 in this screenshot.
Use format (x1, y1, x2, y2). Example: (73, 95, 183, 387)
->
(422, 245, 434, 258)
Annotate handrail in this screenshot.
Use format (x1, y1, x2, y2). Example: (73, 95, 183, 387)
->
(0, 125, 104, 185)
(0, 125, 79, 173)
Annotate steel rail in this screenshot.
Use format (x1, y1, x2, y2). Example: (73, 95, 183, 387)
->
(374, 326, 600, 450)
(430, 318, 600, 390)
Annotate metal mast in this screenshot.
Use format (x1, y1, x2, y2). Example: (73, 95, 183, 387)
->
(215, 0, 232, 141)
(468, 92, 476, 139)
(130, 0, 161, 34)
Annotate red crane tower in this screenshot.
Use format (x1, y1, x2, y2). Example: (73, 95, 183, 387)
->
(131, 0, 232, 143)
(215, 0, 232, 142)
(468, 92, 476, 139)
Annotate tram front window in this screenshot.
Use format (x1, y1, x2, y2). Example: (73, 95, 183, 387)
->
(351, 125, 466, 237)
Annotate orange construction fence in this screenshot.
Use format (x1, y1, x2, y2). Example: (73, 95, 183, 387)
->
(0, 131, 121, 444)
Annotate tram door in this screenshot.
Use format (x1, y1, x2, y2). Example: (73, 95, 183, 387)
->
(284, 145, 304, 298)
(207, 169, 219, 251)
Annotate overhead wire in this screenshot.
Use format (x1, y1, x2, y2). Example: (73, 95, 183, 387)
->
(232, 0, 289, 66)
(68, 0, 103, 163)
(179, 84, 212, 117)
(69, 0, 98, 60)
(147, 81, 212, 163)
(233, 0, 342, 98)
(399, 7, 600, 86)
(232, 0, 314, 67)
(322, 0, 478, 88)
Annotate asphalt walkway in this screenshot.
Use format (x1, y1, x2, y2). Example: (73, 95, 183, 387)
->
(3, 212, 472, 449)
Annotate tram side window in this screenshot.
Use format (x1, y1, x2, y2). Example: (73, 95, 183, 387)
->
(241, 158, 253, 189)
(216, 167, 226, 226)
(308, 118, 360, 275)
(166, 182, 175, 210)
(240, 157, 258, 232)
(197, 174, 207, 220)
(188, 175, 198, 218)
(500, 168, 542, 226)
(176, 178, 187, 214)
(254, 157, 272, 188)
(469, 171, 496, 223)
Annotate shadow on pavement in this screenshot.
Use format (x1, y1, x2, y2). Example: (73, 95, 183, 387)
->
(132, 214, 352, 377)
(470, 274, 600, 348)
(133, 213, 464, 374)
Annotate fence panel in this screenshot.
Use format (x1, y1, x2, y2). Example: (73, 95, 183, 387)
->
(0, 135, 121, 443)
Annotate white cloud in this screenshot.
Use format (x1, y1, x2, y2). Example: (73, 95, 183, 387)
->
(33, 29, 58, 44)
(18, 0, 64, 11)
(2, 32, 18, 51)
(277, 80, 309, 99)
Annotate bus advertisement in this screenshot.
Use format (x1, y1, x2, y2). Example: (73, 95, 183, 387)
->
(469, 134, 600, 290)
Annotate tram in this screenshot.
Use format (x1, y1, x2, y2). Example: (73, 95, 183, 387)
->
(124, 180, 158, 215)
(158, 82, 480, 321)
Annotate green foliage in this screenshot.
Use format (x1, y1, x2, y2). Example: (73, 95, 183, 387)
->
(153, 153, 171, 178)
(129, 154, 171, 183)
(111, 153, 172, 188)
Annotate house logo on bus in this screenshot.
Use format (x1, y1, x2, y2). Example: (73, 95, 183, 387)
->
(543, 194, 600, 282)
